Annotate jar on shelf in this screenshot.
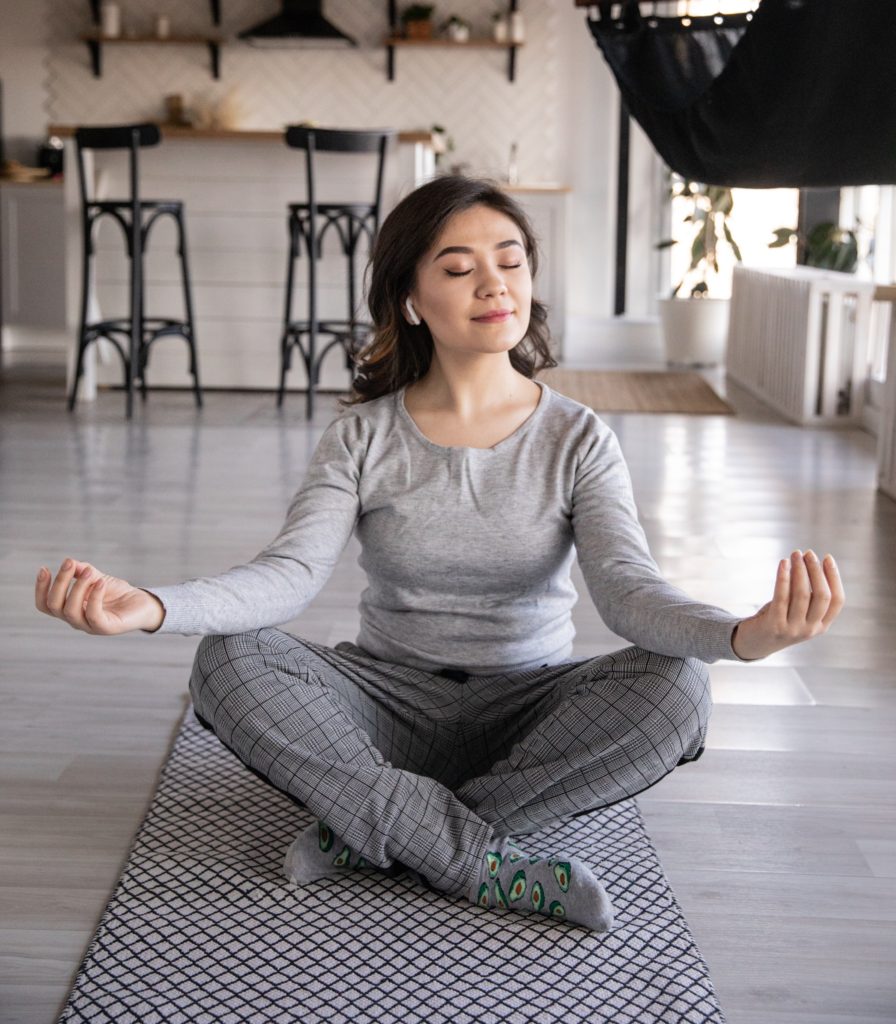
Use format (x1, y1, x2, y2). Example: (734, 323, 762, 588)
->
(445, 17, 471, 43)
(492, 14, 508, 43)
(100, 1, 121, 38)
(509, 11, 525, 44)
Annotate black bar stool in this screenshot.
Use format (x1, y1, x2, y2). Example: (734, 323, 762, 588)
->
(280, 126, 394, 419)
(68, 123, 202, 418)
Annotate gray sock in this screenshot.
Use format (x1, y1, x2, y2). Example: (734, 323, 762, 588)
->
(468, 838, 614, 932)
(282, 820, 392, 886)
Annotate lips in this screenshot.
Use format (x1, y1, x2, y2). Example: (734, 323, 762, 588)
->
(472, 310, 514, 323)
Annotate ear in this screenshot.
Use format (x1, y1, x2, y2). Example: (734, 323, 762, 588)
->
(404, 296, 421, 326)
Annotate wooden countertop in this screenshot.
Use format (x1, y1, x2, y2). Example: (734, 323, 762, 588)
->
(49, 124, 437, 145)
(505, 183, 571, 194)
(45, 126, 571, 192)
(0, 176, 63, 187)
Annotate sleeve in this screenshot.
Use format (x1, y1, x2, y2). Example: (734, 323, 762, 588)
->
(140, 413, 365, 636)
(571, 417, 746, 663)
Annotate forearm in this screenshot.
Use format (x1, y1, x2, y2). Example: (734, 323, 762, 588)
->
(140, 555, 325, 636)
(595, 574, 746, 662)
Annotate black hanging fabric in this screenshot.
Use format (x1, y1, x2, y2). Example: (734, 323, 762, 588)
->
(587, 0, 896, 187)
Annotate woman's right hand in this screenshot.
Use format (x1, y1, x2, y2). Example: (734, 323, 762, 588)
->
(35, 558, 165, 635)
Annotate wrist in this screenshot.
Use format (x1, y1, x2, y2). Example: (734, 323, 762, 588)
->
(731, 621, 761, 661)
(139, 590, 166, 633)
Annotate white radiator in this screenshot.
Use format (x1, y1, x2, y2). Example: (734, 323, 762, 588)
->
(726, 266, 876, 425)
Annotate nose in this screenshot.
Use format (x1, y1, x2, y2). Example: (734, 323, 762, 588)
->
(476, 267, 509, 298)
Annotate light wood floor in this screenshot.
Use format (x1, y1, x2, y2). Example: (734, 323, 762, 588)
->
(2, 352, 894, 1024)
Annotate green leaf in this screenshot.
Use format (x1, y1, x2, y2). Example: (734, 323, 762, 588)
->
(655, 238, 677, 250)
(707, 186, 734, 214)
(769, 227, 795, 247)
(808, 221, 836, 248)
(704, 216, 717, 262)
(723, 222, 743, 262)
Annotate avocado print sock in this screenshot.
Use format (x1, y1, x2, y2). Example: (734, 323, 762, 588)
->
(283, 820, 391, 886)
(468, 839, 614, 932)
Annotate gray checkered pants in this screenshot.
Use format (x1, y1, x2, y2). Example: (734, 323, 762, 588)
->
(189, 628, 711, 896)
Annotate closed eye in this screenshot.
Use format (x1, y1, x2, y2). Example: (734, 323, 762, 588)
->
(445, 264, 523, 278)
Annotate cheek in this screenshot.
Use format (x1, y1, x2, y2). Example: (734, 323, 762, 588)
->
(516, 274, 533, 313)
(417, 282, 465, 327)
(427, 291, 462, 320)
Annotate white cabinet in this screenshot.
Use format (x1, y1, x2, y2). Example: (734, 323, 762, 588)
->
(0, 181, 66, 332)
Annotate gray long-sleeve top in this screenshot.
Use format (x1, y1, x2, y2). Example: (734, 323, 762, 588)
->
(143, 381, 745, 673)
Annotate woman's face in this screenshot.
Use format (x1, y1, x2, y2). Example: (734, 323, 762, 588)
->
(407, 203, 533, 359)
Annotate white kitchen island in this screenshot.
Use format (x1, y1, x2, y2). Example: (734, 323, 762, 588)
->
(50, 126, 567, 399)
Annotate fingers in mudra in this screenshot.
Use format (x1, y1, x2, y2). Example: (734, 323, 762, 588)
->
(37, 559, 110, 634)
(772, 550, 844, 642)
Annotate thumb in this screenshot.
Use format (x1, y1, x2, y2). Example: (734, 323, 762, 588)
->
(83, 577, 113, 634)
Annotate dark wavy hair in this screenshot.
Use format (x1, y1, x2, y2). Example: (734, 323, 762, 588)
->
(340, 175, 557, 406)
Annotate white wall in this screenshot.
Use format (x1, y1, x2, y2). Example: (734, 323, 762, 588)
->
(0, 0, 51, 163)
(43, 0, 561, 187)
(556, 4, 665, 364)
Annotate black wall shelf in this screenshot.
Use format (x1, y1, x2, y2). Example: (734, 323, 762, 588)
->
(385, 0, 521, 83)
(84, 1, 222, 78)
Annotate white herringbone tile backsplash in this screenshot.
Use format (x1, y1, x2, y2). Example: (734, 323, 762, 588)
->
(47, 0, 561, 184)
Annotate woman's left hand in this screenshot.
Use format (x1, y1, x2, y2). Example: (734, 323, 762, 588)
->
(731, 550, 845, 661)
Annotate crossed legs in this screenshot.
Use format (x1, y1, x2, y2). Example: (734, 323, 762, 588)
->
(189, 628, 711, 914)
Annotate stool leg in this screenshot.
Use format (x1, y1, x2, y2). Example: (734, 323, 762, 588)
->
(126, 217, 141, 420)
(306, 227, 318, 421)
(138, 252, 148, 404)
(68, 219, 93, 412)
(278, 217, 298, 409)
(177, 210, 202, 408)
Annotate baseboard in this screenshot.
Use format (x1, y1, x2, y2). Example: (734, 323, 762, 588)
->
(1, 326, 68, 354)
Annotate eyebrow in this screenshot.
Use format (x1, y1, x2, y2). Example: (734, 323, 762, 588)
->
(433, 239, 524, 261)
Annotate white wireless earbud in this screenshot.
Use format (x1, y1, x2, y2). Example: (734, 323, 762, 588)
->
(405, 297, 421, 326)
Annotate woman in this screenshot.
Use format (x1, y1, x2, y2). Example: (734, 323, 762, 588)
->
(35, 175, 844, 932)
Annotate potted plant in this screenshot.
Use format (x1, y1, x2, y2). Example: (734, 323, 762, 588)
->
(656, 176, 743, 366)
(401, 4, 435, 40)
(442, 15, 471, 42)
(769, 221, 859, 272)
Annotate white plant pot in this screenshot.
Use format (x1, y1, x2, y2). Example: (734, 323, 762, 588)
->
(657, 297, 730, 367)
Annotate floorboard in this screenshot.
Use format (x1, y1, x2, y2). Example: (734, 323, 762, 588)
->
(1, 351, 894, 1023)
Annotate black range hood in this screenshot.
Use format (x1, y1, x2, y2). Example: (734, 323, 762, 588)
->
(238, 0, 356, 47)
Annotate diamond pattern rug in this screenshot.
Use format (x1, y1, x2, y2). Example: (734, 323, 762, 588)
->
(57, 706, 726, 1024)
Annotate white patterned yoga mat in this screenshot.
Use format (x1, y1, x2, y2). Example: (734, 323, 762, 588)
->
(57, 706, 726, 1024)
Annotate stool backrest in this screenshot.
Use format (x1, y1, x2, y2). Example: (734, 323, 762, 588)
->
(284, 126, 394, 231)
(74, 123, 160, 209)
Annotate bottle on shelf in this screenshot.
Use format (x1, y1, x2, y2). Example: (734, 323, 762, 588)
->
(100, 1, 121, 38)
(507, 142, 519, 185)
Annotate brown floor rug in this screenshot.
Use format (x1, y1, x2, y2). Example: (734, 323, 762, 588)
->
(538, 369, 734, 415)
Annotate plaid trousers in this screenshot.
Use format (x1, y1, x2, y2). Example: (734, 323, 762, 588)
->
(189, 628, 711, 895)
